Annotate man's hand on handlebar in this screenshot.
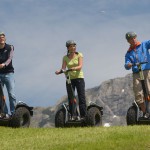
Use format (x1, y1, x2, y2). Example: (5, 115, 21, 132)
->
(127, 61, 148, 69)
(127, 63, 132, 69)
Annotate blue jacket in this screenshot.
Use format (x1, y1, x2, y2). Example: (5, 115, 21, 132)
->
(125, 40, 150, 73)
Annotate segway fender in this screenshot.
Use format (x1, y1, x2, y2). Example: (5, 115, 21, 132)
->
(15, 101, 33, 116)
(87, 101, 103, 115)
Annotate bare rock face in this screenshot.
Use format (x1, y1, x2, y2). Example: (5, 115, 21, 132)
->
(30, 74, 134, 127)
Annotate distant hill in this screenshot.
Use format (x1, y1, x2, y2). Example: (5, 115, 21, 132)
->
(30, 74, 134, 127)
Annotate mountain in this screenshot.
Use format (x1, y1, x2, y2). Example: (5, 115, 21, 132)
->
(30, 74, 134, 127)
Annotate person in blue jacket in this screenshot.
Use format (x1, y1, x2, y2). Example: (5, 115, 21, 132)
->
(124, 31, 150, 118)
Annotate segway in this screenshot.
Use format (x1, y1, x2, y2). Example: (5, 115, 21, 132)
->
(126, 62, 150, 125)
(0, 80, 33, 127)
(55, 69, 103, 127)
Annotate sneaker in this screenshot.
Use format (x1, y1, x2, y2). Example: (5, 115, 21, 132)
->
(143, 113, 150, 119)
(80, 116, 86, 122)
(71, 116, 78, 121)
(76, 116, 80, 121)
(5, 114, 10, 119)
(0, 113, 5, 119)
(0, 114, 10, 119)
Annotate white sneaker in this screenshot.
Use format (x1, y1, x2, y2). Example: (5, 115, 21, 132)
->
(143, 113, 149, 119)
(0, 113, 10, 119)
(5, 114, 10, 119)
(0, 113, 5, 119)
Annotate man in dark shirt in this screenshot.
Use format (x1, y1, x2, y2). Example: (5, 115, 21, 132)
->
(0, 32, 16, 118)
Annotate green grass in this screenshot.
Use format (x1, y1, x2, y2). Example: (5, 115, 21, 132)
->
(0, 126, 150, 150)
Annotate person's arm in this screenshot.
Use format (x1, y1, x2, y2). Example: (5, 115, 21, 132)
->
(124, 53, 132, 70)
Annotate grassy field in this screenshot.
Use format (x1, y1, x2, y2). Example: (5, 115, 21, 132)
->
(0, 125, 150, 150)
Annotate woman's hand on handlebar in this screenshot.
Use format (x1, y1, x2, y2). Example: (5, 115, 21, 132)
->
(55, 68, 73, 75)
(55, 69, 66, 75)
(55, 70, 61, 75)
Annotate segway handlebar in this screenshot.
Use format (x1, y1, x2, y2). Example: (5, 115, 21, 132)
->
(133, 61, 148, 66)
(59, 69, 73, 74)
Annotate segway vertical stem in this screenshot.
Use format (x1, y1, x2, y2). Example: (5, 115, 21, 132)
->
(61, 69, 78, 119)
(137, 62, 150, 113)
(66, 78, 77, 118)
(0, 81, 6, 114)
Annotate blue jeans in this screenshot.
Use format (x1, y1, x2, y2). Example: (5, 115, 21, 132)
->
(0, 73, 16, 114)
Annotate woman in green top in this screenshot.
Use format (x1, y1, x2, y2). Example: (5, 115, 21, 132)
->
(55, 40, 87, 119)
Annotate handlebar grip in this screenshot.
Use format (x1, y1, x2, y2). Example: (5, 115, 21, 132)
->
(59, 69, 73, 74)
(139, 61, 148, 65)
(133, 61, 148, 66)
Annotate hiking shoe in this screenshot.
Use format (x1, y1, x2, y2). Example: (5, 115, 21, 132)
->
(71, 116, 78, 121)
(5, 114, 10, 119)
(0, 113, 6, 119)
(0, 113, 11, 119)
(80, 116, 86, 122)
(143, 113, 150, 119)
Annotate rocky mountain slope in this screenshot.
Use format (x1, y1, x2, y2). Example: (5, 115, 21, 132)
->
(30, 74, 134, 127)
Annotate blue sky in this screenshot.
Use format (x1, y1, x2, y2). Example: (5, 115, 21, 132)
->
(0, 0, 150, 107)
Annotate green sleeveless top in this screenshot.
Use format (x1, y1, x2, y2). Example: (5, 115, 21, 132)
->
(63, 52, 84, 79)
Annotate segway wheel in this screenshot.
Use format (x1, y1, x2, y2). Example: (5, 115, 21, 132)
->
(55, 108, 65, 128)
(10, 107, 31, 128)
(126, 106, 137, 125)
(87, 107, 102, 126)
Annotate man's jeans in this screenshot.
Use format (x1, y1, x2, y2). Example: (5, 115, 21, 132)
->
(0, 73, 16, 114)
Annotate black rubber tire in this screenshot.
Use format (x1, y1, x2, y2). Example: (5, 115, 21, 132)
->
(87, 107, 102, 126)
(126, 106, 137, 125)
(10, 107, 31, 128)
(55, 108, 65, 128)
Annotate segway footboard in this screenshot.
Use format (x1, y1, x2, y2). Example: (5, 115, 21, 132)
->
(55, 103, 85, 127)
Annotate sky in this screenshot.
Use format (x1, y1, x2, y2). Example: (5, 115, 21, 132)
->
(0, 0, 150, 108)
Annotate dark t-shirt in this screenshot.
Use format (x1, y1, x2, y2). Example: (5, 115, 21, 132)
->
(0, 43, 14, 73)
